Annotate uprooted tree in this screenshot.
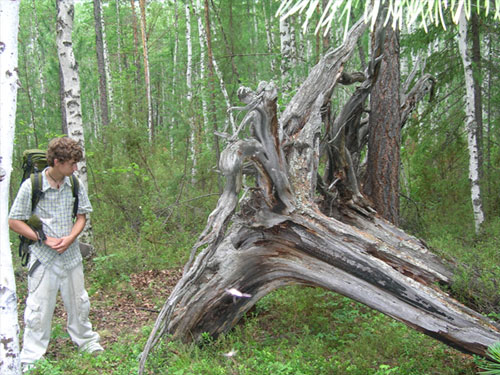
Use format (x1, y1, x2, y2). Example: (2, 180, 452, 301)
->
(138, 18, 500, 373)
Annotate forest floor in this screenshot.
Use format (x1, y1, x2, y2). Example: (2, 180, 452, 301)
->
(14, 264, 480, 374)
(15, 266, 183, 361)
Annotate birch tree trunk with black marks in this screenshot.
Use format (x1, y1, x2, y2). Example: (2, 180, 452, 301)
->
(138, 17, 500, 375)
(56, 0, 89, 190)
(0, 1, 21, 373)
(56, 0, 92, 245)
(185, 1, 196, 182)
(458, 10, 485, 234)
(279, 15, 297, 98)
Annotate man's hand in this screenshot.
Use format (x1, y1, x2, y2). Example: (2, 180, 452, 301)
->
(44, 236, 74, 254)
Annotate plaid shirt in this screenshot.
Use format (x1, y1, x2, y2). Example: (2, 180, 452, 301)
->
(9, 168, 92, 270)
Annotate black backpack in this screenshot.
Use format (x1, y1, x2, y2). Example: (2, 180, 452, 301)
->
(18, 149, 79, 266)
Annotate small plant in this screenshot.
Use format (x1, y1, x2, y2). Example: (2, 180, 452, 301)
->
(478, 342, 500, 374)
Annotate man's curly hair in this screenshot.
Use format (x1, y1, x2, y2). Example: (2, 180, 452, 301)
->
(47, 137, 83, 166)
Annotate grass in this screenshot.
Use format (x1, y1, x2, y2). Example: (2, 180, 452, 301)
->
(25, 286, 477, 375)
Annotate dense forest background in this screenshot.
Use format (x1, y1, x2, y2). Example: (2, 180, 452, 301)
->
(8, 0, 500, 373)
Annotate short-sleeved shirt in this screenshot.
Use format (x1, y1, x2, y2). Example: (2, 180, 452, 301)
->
(9, 168, 93, 270)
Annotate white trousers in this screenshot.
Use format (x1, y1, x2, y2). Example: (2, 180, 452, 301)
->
(20, 256, 102, 365)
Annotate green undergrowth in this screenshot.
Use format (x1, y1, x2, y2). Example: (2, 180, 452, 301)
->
(27, 287, 477, 375)
(425, 218, 500, 320)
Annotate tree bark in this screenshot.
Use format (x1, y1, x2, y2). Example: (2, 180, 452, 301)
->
(458, 10, 485, 234)
(0, 1, 22, 373)
(56, 0, 92, 245)
(93, 0, 110, 129)
(279, 14, 297, 98)
(138, 17, 500, 375)
(139, 0, 153, 142)
(363, 10, 401, 225)
(185, 1, 197, 183)
(203, 0, 221, 192)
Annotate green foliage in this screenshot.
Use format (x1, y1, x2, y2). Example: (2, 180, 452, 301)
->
(477, 342, 500, 374)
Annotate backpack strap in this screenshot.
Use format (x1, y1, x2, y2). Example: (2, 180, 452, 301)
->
(70, 174, 79, 219)
(19, 172, 43, 267)
(30, 172, 44, 212)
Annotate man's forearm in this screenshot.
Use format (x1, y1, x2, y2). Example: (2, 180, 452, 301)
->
(68, 214, 86, 241)
(9, 219, 38, 241)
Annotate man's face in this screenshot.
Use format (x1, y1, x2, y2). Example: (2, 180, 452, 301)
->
(55, 159, 78, 176)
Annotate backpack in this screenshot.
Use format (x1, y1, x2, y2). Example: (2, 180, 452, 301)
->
(18, 149, 80, 266)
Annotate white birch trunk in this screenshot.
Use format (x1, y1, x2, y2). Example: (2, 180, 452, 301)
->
(458, 10, 485, 234)
(263, 0, 276, 73)
(31, 0, 46, 110)
(56, 0, 93, 245)
(201, 10, 236, 134)
(115, 0, 123, 75)
(56, 0, 89, 189)
(280, 15, 297, 98)
(251, 1, 258, 47)
(0, 1, 21, 373)
(185, 1, 196, 180)
(195, 0, 209, 138)
(139, 0, 153, 142)
(100, 1, 114, 121)
(170, 0, 179, 153)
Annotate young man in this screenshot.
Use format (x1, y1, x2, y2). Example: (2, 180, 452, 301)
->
(9, 137, 103, 372)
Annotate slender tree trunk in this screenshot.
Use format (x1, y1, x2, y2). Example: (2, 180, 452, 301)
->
(93, 0, 110, 129)
(31, 0, 47, 110)
(56, 0, 92, 244)
(280, 15, 297, 99)
(115, 0, 123, 75)
(20, 43, 39, 147)
(470, 13, 483, 179)
(185, 1, 196, 181)
(170, 0, 179, 154)
(195, 0, 209, 141)
(203, 0, 221, 192)
(139, 0, 153, 142)
(263, 0, 276, 73)
(486, 29, 492, 198)
(100, 2, 113, 121)
(130, 0, 141, 94)
(458, 10, 485, 234)
(209, 0, 240, 84)
(364, 10, 401, 225)
(0, 1, 21, 373)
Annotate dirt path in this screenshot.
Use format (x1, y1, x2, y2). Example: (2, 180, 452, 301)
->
(16, 267, 182, 359)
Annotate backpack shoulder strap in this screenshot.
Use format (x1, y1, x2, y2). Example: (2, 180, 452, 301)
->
(30, 172, 43, 213)
(70, 174, 79, 219)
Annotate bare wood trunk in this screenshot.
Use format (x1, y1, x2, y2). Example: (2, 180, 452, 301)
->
(139, 16, 500, 374)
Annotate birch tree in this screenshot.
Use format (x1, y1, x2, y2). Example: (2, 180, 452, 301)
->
(0, 1, 21, 373)
(195, 0, 209, 139)
(56, 0, 92, 245)
(263, 0, 276, 73)
(458, 10, 485, 233)
(93, 0, 110, 129)
(279, 14, 297, 97)
(169, 0, 179, 152)
(185, 1, 196, 180)
(139, 0, 153, 142)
